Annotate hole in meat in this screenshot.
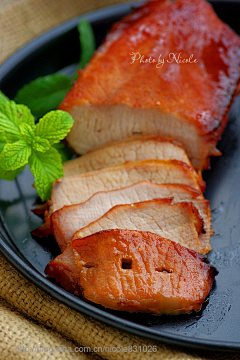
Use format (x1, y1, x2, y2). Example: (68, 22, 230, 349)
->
(83, 262, 95, 268)
(155, 268, 173, 273)
(121, 259, 132, 269)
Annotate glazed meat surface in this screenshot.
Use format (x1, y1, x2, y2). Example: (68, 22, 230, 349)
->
(45, 243, 82, 296)
(59, 0, 240, 170)
(72, 230, 217, 314)
(51, 181, 212, 253)
(46, 230, 217, 314)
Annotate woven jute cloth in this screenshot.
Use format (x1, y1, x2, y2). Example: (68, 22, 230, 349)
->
(0, 1, 240, 359)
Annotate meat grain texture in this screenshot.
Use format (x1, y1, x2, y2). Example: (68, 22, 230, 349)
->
(71, 198, 209, 254)
(63, 136, 191, 176)
(51, 181, 212, 252)
(50, 159, 203, 214)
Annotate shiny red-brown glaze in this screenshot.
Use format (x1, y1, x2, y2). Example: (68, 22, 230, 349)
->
(31, 220, 52, 237)
(45, 229, 217, 313)
(59, 0, 240, 135)
(45, 244, 83, 296)
(72, 229, 217, 314)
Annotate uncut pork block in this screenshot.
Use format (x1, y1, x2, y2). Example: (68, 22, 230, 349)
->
(59, 0, 240, 170)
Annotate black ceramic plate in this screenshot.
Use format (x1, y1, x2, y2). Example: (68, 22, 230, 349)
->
(0, 0, 240, 352)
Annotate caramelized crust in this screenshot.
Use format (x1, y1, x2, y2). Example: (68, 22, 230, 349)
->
(45, 244, 82, 296)
(72, 229, 217, 314)
(59, 0, 240, 170)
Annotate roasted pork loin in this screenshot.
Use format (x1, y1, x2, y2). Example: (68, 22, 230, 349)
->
(59, 0, 240, 171)
(63, 136, 191, 177)
(72, 198, 205, 253)
(50, 159, 203, 215)
(45, 229, 217, 314)
(51, 181, 212, 253)
(33, 142, 203, 238)
(45, 243, 82, 296)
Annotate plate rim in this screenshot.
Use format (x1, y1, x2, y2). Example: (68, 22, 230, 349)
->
(1, 0, 240, 352)
(1, 220, 240, 352)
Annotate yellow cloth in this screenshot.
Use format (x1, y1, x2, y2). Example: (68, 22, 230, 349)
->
(0, 1, 239, 359)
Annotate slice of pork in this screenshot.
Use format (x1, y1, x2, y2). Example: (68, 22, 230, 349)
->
(72, 198, 206, 254)
(45, 243, 82, 296)
(51, 181, 212, 253)
(50, 159, 204, 215)
(63, 135, 191, 177)
(45, 229, 217, 314)
(73, 229, 217, 313)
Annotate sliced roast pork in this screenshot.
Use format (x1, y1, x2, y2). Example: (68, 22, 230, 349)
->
(45, 243, 82, 296)
(50, 159, 204, 215)
(63, 136, 191, 177)
(72, 198, 205, 253)
(59, 0, 240, 171)
(46, 229, 217, 314)
(51, 181, 212, 253)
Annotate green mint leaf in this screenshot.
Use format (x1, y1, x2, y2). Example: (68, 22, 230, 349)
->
(0, 90, 9, 104)
(14, 74, 72, 118)
(0, 165, 26, 181)
(0, 101, 35, 143)
(33, 137, 50, 152)
(29, 147, 63, 201)
(20, 123, 50, 152)
(52, 142, 73, 163)
(0, 140, 31, 170)
(35, 110, 74, 145)
(78, 19, 95, 69)
(72, 19, 95, 80)
(20, 123, 36, 144)
(0, 134, 6, 153)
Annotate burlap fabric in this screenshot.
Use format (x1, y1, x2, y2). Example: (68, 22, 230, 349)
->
(0, 1, 239, 359)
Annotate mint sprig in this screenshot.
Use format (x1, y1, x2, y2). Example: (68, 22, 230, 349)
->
(35, 110, 74, 145)
(29, 147, 64, 202)
(0, 19, 95, 199)
(0, 134, 6, 153)
(0, 140, 31, 170)
(0, 101, 74, 201)
(77, 19, 96, 71)
(0, 101, 35, 143)
(0, 165, 26, 181)
(14, 74, 72, 118)
(0, 90, 9, 104)
(14, 19, 95, 117)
